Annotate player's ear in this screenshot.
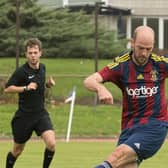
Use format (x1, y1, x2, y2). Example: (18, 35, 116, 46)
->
(130, 38, 135, 48)
(25, 52, 28, 58)
(39, 50, 42, 57)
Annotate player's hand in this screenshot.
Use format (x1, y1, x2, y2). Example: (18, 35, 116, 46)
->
(46, 76, 55, 88)
(97, 87, 113, 105)
(27, 82, 38, 90)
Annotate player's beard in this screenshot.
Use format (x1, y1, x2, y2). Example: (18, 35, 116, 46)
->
(134, 55, 148, 65)
(132, 49, 149, 66)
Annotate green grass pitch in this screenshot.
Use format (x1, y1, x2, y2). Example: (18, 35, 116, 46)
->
(1, 139, 168, 168)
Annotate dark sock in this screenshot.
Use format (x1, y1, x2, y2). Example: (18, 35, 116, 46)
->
(6, 152, 17, 168)
(43, 148, 55, 168)
(95, 161, 112, 168)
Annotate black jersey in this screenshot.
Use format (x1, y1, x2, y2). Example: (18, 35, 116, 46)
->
(6, 62, 47, 115)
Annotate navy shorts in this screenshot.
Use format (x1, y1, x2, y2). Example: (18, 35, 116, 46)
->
(11, 113, 54, 144)
(118, 121, 168, 163)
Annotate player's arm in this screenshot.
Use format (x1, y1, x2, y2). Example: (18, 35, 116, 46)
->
(4, 82, 38, 93)
(4, 85, 26, 93)
(84, 72, 113, 104)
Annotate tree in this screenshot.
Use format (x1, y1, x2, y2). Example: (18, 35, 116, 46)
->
(0, 0, 43, 57)
(0, 0, 127, 58)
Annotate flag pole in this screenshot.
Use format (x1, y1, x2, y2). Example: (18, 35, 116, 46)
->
(66, 87, 76, 142)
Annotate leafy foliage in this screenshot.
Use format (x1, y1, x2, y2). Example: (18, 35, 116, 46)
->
(0, 0, 127, 58)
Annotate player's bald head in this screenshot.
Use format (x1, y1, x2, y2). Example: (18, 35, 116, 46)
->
(133, 26, 155, 45)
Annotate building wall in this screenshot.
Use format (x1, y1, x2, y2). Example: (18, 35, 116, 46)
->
(107, 0, 168, 16)
(106, 0, 168, 49)
(37, 0, 62, 7)
(38, 0, 168, 49)
(38, 0, 98, 7)
(69, 0, 97, 5)
(38, 0, 168, 16)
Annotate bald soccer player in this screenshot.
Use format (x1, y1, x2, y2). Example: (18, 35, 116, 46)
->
(84, 26, 168, 168)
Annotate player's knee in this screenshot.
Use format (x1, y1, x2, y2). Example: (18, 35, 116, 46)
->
(46, 139, 56, 151)
(13, 147, 24, 157)
(15, 151, 23, 157)
(107, 144, 137, 167)
(107, 150, 122, 167)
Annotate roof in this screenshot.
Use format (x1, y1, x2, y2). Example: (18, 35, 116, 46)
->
(66, 4, 132, 16)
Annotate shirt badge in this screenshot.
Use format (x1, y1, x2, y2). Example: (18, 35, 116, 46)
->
(28, 75, 35, 79)
(137, 74, 144, 80)
(150, 70, 158, 81)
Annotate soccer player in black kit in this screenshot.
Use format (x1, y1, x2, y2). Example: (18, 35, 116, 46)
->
(4, 38, 56, 168)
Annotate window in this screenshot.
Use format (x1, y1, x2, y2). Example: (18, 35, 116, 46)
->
(164, 19, 168, 49)
(147, 18, 158, 48)
(117, 16, 127, 39)
(131, 18, 143, 36)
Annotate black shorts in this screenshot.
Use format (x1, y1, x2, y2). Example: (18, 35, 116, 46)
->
(11, 113, 54, 143)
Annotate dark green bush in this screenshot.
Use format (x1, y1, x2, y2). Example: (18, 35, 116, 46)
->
(0, 0, 127, 59)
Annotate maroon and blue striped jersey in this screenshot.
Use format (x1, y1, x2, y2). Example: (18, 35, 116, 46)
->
(99, 51, 168, 130)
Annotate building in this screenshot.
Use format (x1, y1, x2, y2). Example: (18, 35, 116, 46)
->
(38, 0, 168, 50)
(107, 0, 168, 50)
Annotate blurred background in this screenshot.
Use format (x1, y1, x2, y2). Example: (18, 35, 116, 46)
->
(0, 0, 168, 139)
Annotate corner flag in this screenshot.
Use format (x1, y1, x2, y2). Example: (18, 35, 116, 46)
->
(64, 87, 76, 103)
(64, 86, 76, 142)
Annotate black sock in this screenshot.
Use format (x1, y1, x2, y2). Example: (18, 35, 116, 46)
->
(6, 152, 17, 168)
(95, 161, 112, 168)
(43, 148, 55, 168)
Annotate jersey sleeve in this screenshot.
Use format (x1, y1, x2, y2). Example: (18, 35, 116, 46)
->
(5, 68, 25, 87)
(98, 62, 121, 83)
(163, 54, 168, 77)
(151, 54, 168, 77)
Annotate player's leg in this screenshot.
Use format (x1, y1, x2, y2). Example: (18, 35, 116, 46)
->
(36, 114, 56, 168)
(95, 121, 168, 168)
(95, 144, 138, 168)
(41, 130, 56, 168)
(6, 115, 31, 168)
(95, 161, 138, 168)
(118, 162, 138, 168)
(6, 142, 25, 168)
